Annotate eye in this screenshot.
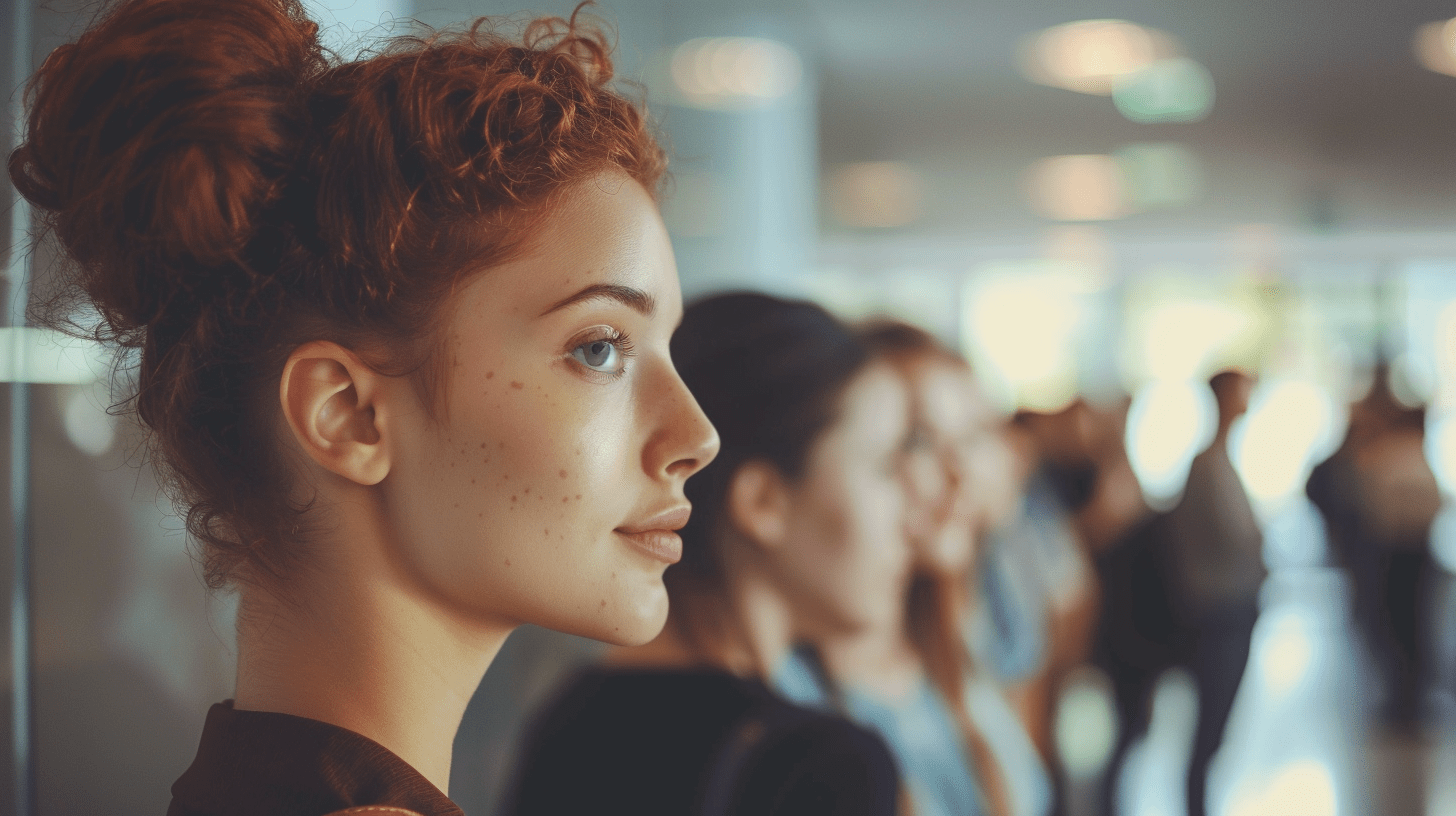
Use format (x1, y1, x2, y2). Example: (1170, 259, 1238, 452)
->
(573, 339, 619, 370)
(570, 336, 627, 374)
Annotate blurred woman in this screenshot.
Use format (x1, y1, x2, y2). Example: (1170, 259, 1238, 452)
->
(502, 292, 905, 816)
(9, 1, 718, 812)
(776, 320, 1052, 816)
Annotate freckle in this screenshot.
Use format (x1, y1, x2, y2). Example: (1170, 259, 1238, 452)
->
(511, 495, 518, 502)
(486, 371, 494, 379)
(544, 528, 550, 536)
(524, 487, 531, 494)
(510, 381, 524, 390)
(505, 559, 511, 567)
(478, 512, 483, 518)
(499, 441, 505, 450)
(480, 442, 488, 449)
(599, 599, 606, 608)
(576, 494, 582, 501)
(471, 478, 476, 484)
(562, 496, 569, 503)
(559, 470, 567, 478)
(453, 503, 459, 508)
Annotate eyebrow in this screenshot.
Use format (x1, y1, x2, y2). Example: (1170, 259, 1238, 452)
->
(538, 283, 656, 318)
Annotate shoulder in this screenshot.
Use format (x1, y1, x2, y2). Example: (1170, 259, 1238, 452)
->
(730, 700, 900, 816)
(502, 668, 764, 816)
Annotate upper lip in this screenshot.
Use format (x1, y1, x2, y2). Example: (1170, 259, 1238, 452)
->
(616, 505, 691, 534)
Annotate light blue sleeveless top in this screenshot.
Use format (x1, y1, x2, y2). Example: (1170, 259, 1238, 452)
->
(773, 649, 985, 816)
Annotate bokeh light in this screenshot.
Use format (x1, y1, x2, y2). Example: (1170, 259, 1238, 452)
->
(1117, 142, 1206, 210)
(1054, 665, 1120, 781)
(60, 385, 117, 458)
(1414, 18, 1456, 78)
(1231, 379, 1343, 515)
(1112, 58, 1216, 124)
(1026, 155, 1131, 222)
(1259, 613, 1315, 698)
(963, 264, 1102, 412)
(1224, 760, 1338, 816)
(1018, 20, 1178, 96)
(669, 37, 803, 110)
(827, 162, 925, 229)
(1125, 379, 1217, 509)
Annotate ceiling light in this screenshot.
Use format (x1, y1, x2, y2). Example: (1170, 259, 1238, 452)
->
(1018, 20, 1179, 96)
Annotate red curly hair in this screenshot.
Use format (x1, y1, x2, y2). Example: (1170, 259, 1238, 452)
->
(8, 0, 667, 588)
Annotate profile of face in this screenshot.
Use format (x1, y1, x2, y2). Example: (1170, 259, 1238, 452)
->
(372, 173, 719, 646)
(756, 362, 914, 638)
(899, 359, 1013, 576)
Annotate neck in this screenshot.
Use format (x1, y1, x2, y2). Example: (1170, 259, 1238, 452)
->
(232, 499, 511, 795)
(817, 590, 922, 702)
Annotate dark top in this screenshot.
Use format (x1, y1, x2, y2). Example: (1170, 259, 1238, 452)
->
(500, 666, 900, 816)
(167, 700, 463, 816)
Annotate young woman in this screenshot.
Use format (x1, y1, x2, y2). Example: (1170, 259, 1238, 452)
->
(775, 321, 1052, 816)
(8, 1, 718, 813)
(502, 292, 905, 816)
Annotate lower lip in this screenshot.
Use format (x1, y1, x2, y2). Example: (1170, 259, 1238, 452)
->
(616, 530, 683, 564)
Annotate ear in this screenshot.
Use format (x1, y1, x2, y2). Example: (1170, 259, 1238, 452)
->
(726, 459, 792, 550)
(278, 341, 391, 486)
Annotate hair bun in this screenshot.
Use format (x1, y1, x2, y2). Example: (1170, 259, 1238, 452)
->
(8, 0, 326, 332)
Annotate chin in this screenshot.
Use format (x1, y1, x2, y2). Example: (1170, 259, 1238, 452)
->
(577, 584, 671, 647)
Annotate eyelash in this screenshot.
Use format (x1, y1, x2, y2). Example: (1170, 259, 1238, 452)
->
(566, 326, 636, 381)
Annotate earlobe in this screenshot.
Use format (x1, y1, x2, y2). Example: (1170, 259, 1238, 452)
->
(279, 342, 391, 486)
(726, 460, 791, 550)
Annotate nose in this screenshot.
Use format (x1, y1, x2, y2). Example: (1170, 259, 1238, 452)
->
(647, 361, 720, 481)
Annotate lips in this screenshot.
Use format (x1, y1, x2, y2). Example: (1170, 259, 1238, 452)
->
(616, 506, 691, 564)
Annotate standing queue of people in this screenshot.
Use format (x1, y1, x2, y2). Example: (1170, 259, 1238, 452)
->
(502, 293, 1067, 816)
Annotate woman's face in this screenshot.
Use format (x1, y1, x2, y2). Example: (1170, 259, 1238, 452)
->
(380, 173, 719, 646)
(900, 359, 1013, 576)
(773, 362, 914, 638)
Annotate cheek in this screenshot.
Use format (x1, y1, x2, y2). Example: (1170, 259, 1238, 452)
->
(388, 364, 656, 635)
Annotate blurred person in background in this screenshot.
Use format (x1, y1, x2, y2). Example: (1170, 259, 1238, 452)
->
(997, 402, 1141, 769)
(6, 0, 721, 812)
(1308, 365, 1442, 731)
(1163, 370, 1263, 816)
(969, 417, 1100, 769)
(774, 320, 1052, 816)
(501, 292, 903, 816)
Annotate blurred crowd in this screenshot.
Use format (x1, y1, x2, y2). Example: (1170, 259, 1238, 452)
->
(492, 291, 1453, 816)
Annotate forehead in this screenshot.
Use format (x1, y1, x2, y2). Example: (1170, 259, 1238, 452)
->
(459, 173, 678, 319)
(833, 364, 910, 445)
(910, 361, 986, 432)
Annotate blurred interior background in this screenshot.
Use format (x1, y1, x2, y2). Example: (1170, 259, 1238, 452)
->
(6, 0, 1456, 813)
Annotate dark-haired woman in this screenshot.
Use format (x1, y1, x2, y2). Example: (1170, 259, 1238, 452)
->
(8, 1, 718, 814)
(501, 292, 903, 816)
(774, 321, 1052, 816)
